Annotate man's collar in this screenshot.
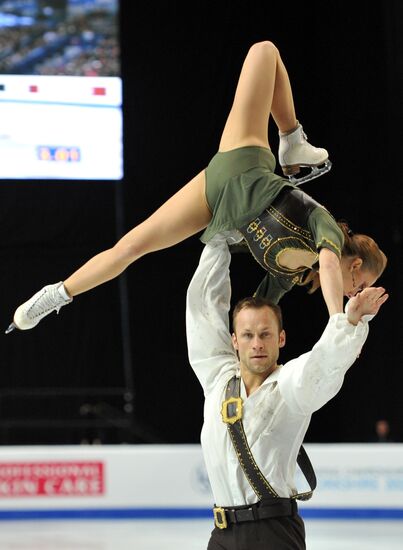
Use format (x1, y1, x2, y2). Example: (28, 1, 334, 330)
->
(239, 364, 282, 397)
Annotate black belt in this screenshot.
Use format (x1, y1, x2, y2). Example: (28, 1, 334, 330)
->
(213, 498, 297, 529)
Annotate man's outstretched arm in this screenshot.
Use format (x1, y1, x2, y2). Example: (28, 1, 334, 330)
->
(186, 237, 238, 393)
(278, 286, 389, 415)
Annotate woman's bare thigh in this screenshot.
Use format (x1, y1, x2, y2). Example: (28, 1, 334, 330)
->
(219, 41, 278, 151)
(118, 169, 212, 255)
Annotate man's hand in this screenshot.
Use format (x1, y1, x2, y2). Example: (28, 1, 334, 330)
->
(209, 230, 243, 246)
(347, 287, 389, 326)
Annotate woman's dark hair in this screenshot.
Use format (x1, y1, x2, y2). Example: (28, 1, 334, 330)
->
(300, 221, 388, 294)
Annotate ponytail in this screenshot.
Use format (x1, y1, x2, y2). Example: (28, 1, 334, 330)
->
(337, 221, 387, 275)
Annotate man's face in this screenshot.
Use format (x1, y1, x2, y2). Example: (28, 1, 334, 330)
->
(232, 306, 286, 378)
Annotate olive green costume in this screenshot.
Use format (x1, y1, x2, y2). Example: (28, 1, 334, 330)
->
(201, 146, 343, 303)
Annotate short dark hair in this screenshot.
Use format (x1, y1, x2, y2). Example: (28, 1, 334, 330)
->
(232, 296, 283, 333)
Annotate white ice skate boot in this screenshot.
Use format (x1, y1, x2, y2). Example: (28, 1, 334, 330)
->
(5, 282, 73, 333)
(278, 122, 332, 185)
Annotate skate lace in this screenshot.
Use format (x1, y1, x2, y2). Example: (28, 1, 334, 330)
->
(26, 287, 65, 319)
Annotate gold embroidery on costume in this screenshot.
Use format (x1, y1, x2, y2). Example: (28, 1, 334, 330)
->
(240, 205, 317, 280)
(268, 206, 312, 239)
(316, 237, 342, 258)
(238, 188, 340, 293)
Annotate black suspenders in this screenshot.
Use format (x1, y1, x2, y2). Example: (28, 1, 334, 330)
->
(221, 375, 317, 502)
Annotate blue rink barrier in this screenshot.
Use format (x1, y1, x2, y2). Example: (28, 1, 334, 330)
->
(0, 507, 402, 521)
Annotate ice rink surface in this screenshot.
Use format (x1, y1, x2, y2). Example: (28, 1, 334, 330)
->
(0, 518, 402, 550)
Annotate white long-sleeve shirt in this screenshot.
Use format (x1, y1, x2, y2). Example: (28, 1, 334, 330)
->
(186, 238, 371, 508)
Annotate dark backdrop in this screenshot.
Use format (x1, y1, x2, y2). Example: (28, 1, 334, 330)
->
(0, 0, 402, 445)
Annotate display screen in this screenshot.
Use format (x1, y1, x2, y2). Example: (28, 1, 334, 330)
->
(0, 0, 122, 180)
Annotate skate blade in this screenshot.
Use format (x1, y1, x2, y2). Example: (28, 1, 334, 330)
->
(5, 322, 17, 334)
(288, 160, 332, 186)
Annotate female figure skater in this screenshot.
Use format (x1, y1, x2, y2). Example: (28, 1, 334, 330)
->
(6, 41, 386, 333)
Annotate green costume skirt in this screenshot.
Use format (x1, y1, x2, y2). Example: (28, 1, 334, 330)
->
(200, 146, 295, 243)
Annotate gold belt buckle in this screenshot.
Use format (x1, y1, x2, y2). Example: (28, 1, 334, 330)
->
(213, 507, 227, 529)
(221, 396, 243, 424)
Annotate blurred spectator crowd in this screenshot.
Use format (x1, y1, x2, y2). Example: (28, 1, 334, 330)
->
(0, 8, 120, 76)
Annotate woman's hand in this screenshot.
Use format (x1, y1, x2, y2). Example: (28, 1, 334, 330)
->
(346, 287, 389, 325)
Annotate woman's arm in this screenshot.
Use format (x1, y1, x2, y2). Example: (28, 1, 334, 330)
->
(318, 247, 344, 316)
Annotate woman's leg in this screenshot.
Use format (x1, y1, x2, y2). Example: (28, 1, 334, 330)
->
(63, 44, 295, 297)
(219, 41, 297, 152)
(8, 170, 211, 331)
(219, 41, 330, 180)
(63, 169, 211, 296)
